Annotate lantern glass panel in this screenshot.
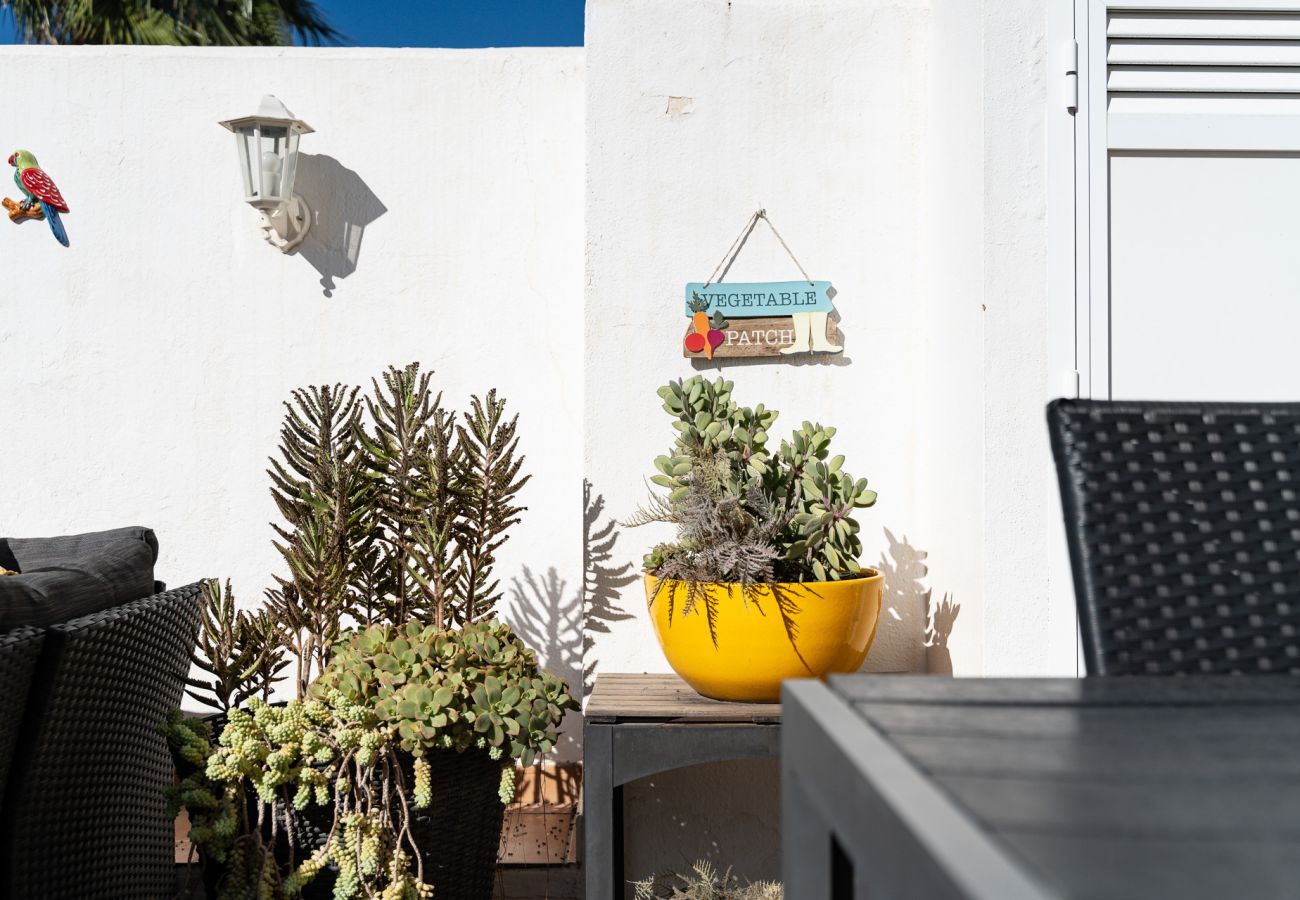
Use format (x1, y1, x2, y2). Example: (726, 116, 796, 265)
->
(236, 126, 257, 200)
(280, 130, 302, 203)
(258, 125, 289, 202)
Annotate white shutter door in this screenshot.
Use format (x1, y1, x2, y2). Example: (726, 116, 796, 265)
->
(1083, 1, 1300, 400)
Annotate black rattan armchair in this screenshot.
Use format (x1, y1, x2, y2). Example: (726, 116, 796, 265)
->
(1048, 399, 1300, 676)
(0, 625, 44, 811)
(0, 582, 203, 899)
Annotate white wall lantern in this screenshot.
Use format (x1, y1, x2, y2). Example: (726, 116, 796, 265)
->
(219, 95, 314, 253)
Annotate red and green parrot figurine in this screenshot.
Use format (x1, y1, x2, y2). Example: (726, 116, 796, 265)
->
(4, 150, 69, 247)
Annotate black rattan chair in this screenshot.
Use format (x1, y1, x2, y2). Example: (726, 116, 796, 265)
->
(0, 582, 203, 899)
(0, 625, 44, 811)
(1049, 399, 1300, 676)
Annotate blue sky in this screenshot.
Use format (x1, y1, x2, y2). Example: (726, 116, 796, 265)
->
(0, 1, 585, 47)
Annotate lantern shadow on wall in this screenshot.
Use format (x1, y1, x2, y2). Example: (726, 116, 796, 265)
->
(293, 153, 387, 297)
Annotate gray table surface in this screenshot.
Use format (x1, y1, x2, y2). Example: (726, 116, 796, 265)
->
(783, 675, 1300, 900)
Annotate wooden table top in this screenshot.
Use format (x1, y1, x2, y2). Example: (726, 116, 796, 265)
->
(830, 674, 1300, 900)
(586, 673, 781, 724)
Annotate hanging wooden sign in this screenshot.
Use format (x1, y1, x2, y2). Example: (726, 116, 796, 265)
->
(681, 211, 842, 360)
(684, 312, 842, 359)
(685, 281, 834, 318)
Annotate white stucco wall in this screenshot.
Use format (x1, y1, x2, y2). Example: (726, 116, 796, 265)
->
(978, 0, 1075, 677)
(585, 0, 1058, 887)
(585, 0, 933, 888)
(0, 46, 587, 733)
(0, 3, 1064, 892)
(924, 0, 1073, 679)
(585, 0, 933, 684)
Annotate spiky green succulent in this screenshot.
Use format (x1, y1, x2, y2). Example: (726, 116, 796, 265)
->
(643, 375, 876, 583)
(632, 376, 878, 649)
(635, 859, 783, 899)
(186, 578, 289, 712)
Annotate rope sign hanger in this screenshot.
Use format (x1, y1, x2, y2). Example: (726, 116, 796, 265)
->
(682, 208, 843, 360)
(703, 208, 815, 289)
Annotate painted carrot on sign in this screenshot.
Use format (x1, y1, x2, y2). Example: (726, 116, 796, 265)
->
(684, 292, 727, 359)
(685, 294, 711, 357)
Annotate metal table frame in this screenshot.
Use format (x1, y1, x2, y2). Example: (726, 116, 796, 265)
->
(781, 679, 1047, 900)
(584, 674, 781, 898)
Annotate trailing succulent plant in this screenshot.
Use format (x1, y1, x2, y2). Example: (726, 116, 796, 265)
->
(178, 621, 575, 899)
(634, 860, 783, 900)
(187, 578, 289, 712)
(629, 375, 877, 648)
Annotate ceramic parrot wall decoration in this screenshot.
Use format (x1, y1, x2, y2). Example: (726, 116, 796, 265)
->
(3, 150, 69, 247)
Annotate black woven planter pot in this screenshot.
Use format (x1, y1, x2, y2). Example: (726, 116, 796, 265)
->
(402, 748, 506, 900)
(287, 748, 505, 900)
(176, 719, 504, 900)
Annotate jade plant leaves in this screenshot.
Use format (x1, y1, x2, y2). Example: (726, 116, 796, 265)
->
(311, 618, 577, 760)
(637, 374, 877, 588)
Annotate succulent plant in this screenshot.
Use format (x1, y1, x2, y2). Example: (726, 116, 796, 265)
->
(635, 859, 783, 900)
(165, 364, 544, 898)
(357, 364, 529, 631)
(194, 696, 432, 899)
(631, 376, 878, 648)
(256, 363, 530, 697)
(264, 382, 373, 697)
(187, 578, 290, 712)
(312, 619, 576, 769)
(643, 375, 876, 580)
(176, 620, 574, 899)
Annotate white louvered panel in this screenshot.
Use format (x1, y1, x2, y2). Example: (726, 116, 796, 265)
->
(1109, 12, 1300, 39)
(1109, 91, 1300, 111)
(1108, 39, 1300, 65)
(1109, 66, 1300, 91)
(1107, 3, 1300, 148)
(1111, 0, 1300, 9)
(1109, 112, 1300, 147)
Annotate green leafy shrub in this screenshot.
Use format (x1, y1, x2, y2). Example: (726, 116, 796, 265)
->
(630, 376, 878, 645)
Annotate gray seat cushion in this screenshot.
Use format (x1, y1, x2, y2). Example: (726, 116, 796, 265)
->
(0, 528, 158, 631)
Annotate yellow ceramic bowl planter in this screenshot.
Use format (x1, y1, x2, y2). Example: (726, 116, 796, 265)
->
(639, 375, 884, 702)
(646, 571, 884, 702)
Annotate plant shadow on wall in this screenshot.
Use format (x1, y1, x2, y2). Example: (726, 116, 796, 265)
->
(508, 481, 636, 707)
(293, 153, 388, 297)
(581, 480, 638, 696)
(871, 527, 961, 674)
